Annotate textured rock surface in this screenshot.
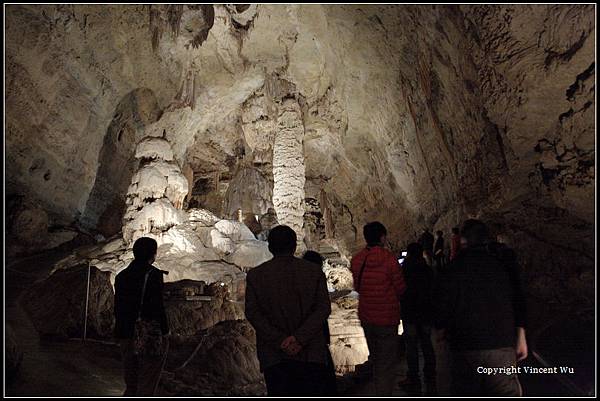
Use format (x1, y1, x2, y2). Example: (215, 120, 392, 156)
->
(160, 320, 265, 397)
(272, 97, 307, 252)
(165, 282, 244, 337)
(329, 294, 369, 374)
(123, 134, 188, 243)
(22, 265, 114, 339)
(5, 5, 180, 228)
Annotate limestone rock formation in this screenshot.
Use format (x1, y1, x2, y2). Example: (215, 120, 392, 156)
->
(272, 97, 307, 252)
(22, 265, 115, 340)
(160, 320, 265, 397)
(123, 134, 189, 243)
(328, 293, 369, 374)
(165, 282, 244, 337)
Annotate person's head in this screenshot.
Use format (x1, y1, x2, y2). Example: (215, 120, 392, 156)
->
(268, 225, 297, 256)
(406, 242, 423, 260)
(452, 226, 460, 235)
(423, 226, 430, 233)
(363, 222, 387, 247)
(303, 250, 324, 266)
(133, 237, 158, 264)
(436, 230, 443, 237)
(461, 219, 490, 247)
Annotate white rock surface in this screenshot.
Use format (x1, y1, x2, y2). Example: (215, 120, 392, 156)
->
(135, 137, 175, 161)
(328, 302, 369, 374)
(272, 98, 306, 251)
(225, 240, 273, 271)
(214, 220, 256, 241)
(188, 208, 221, 226)
(123, 199, 186, 243)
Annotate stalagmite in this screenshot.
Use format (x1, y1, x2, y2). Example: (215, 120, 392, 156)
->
(272, 97, 306, 252)
(123, 135, 189, 244)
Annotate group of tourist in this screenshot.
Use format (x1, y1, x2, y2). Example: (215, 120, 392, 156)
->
(113, 218, 528, 397)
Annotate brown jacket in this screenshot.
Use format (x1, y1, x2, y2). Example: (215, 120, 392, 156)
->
(245, 255, 331, 371)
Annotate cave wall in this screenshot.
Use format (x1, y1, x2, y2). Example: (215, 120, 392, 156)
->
(460, 4, 596, 322)
(5, 5, 181, 229)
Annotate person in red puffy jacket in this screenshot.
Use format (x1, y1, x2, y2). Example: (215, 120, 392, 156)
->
(351, 222, 406, 396)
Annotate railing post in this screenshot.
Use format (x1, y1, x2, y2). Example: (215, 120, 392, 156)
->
(83, 262, 91, 342)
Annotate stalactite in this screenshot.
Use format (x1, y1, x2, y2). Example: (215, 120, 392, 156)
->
(166, 4, 184, 38)
(191, 5, 215, 49)
(149, 6, 163, 53)
(168, 69, 197, 111)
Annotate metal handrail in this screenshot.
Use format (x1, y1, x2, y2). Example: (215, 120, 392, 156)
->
(83, 262, 92, 341)
(530, 350, 589, 396)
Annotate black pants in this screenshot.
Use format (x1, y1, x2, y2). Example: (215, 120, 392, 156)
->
(362, 323, 399, 396)
(263, 360, 329, 396)
(120, 338, 169, 396)
(404, 322, 436, 383)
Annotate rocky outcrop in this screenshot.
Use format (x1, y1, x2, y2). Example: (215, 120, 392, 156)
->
(165, 282, 244, 337)
(22, 265, 114, 340)
(160, 320, 265, 397)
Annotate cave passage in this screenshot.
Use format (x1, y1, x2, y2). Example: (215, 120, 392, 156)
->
(4, 3, 595, 398)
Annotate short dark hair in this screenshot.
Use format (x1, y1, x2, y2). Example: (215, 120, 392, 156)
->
(461, 219, 490, 246)
(303, 250, 323, 266)
(452, 227, 460, 235)
(268, 225, 297, 255)
(406, 242, 423, 259)
(133, 237, 158, 262)
(363, 222, 387, 246)
(436, 230, 443, 236)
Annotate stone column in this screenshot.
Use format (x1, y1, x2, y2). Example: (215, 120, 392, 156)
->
(272, 98, 306, 253)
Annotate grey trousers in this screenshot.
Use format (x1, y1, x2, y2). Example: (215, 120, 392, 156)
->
(451, 347, 522, 396)
(120, 338, 169, 396)
(362, 322, 399, 396)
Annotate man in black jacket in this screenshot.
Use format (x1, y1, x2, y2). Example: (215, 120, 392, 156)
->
(114, 237, 170, 396)
(400, 242, 436, 395)
(245, 225, 331, 396)
(435, 220, 527, 396)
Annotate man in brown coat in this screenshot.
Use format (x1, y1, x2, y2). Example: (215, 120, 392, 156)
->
(245, 225, 332, 396)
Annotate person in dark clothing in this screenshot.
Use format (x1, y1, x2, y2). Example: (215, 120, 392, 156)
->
(418, 228, 435, 266)
(302, 250, 338, 396)
(435, 220, 527, 396)
(245, 226, 331, 396)
(114, 237, 170, 396)
(399, 243, 437, 395)
(449, 227, 461, 261)
(433, 231, 444, 271)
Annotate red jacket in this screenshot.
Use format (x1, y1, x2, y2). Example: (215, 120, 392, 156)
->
(351, 246, 406, 326)
(450, 234, 461, 261)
